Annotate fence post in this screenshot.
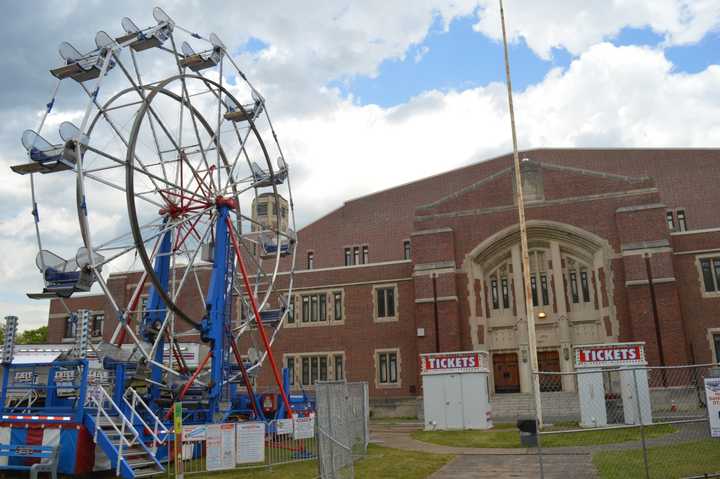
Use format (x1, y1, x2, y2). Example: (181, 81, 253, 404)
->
(633, 368, 650, 479)
(535, 371, 545, 479)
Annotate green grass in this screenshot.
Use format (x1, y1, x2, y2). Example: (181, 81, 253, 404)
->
(355, 444, 454, 479)
(163, 444, 453, 479)
(412, 424, 676, 448)
(593, 439, 720, 479)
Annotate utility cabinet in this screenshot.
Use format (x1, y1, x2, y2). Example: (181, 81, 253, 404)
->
(421, 351, 492, 430)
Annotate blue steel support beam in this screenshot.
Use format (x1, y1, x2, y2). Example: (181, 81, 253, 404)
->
(145, 224, 172, 404)
(202, 206, 232, 416)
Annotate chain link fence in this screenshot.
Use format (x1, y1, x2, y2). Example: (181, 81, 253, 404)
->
(534, 364, 719, 479)
(316, 381, 369, 479)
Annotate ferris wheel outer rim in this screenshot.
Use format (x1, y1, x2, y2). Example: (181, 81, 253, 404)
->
(121, 73, 286, 330)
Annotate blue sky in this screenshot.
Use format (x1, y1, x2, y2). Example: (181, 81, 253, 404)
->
(326, 15, 719, 108)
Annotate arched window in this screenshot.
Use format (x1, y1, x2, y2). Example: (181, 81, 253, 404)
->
(565, 256, 592, 308)
(528, 250, 550, 308)
(488, 260, 512, 315)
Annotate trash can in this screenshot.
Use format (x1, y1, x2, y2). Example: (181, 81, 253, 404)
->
(517, 418, 538, 447)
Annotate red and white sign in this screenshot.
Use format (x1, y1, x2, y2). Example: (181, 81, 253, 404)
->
(574, 342, 646, 368)
(420, 351, 488, 375)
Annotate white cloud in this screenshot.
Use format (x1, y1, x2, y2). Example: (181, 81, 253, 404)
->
(280, 43, 720, 224)
(473, 0, 720, 59)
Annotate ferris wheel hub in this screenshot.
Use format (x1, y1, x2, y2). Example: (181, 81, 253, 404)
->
(214, 196, 237, 210)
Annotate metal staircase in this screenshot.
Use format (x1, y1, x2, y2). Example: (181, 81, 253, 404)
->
(84, 386, 167, 478)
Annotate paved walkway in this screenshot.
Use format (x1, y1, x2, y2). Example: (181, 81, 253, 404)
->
(428, 454, 597, 479)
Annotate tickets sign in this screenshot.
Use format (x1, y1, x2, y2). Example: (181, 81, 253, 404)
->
(420, 351, 488, 375)
(574, 342, 646, 368)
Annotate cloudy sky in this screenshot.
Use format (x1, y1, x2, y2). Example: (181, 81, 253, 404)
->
(1, 0, 719, 330)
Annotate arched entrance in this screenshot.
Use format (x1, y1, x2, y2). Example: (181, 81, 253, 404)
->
(463, 221, 617, 394)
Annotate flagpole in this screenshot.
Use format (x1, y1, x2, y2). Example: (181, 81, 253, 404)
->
(498, 0, 543, 427)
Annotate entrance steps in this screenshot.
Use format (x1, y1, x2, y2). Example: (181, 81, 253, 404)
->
(490, 392, 579, 423)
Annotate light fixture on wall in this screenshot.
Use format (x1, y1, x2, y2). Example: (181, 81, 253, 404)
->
(522, 349, 528, 363)
(563, 347, 570, 361)
(537, 312, 547, 319)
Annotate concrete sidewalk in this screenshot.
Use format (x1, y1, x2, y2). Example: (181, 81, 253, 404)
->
(428, 454, 597, 479)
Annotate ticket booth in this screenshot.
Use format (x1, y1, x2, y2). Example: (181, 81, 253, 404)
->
(575, 342, 652, 427)
(421, 351, 492, 431)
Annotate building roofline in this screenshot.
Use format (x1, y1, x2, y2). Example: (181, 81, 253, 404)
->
(297, 147, 719, 233)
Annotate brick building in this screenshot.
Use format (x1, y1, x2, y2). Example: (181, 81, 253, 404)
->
(47, 148, 720, 411)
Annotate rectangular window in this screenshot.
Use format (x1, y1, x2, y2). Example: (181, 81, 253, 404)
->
(353, 247, 360, 266)
(491, 279, 499, 310)
(302, 296, 310, 323)
(700, 258, 719, 292)
(64, 315, 76, 339)
(362, 246, 369, 264)
(310, 295, 318, 322)
(569, 272, 579, 304)
(344, 248, 352, 266)
(91, 314, 104, 337)
(307, 252, 314, 270)
(501, 278, 509, 309)
(319, 294, 327, 321)
(714, 335, 720, 364)
(389, 353, 398, 383)
(287, 295, 295, 324)
(379, 353, 387, 383)
(281, 206, 287, 219)
(256, 203, 268, 216)
(378, 351, 398, 385)
(540, 274, 550, 306)
(301, 357, 310, 385)
(376, 287, 396, 318)
(666, 211, 675, 231)
(580, 271, 591, 303)
(334, 354, 344, 380)
(334, 292, 342, 321)
(319, 356, 328, 382)
(310, 356, 319, 384)
(530, 275, 538, 307)
(287, 357, 295, 386)
(677, 209, 687, 232)
(403, 240, 411, 260)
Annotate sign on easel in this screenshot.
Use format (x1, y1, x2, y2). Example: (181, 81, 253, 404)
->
(705, 377, 720, 438)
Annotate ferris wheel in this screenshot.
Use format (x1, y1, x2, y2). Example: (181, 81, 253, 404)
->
(11, 7, 297, 415)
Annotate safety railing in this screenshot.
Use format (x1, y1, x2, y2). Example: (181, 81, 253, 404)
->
(87, 385, 144, 476)
(123, 387, 169, 448)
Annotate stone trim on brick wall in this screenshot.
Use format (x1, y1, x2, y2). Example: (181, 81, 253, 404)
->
(696, 253, 720, 299)
(372, 283, 399, 323)
(373, 347, 402, 390)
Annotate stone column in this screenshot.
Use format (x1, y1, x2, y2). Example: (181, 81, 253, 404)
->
(512, 245, 530, 393)
(551, 241, 574, 391)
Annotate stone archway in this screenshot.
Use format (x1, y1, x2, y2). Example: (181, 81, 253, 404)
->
(462, 220, 616, 393)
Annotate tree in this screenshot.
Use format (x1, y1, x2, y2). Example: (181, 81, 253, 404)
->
(16, 326, 48, 345)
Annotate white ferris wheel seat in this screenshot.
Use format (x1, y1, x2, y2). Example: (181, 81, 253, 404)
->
(30, 247, 103, 299)
(116, 10, 174, 52)
(223, 93, 264, 123)
(12, 122, 88, 176)
(179, 37, 224, 72)
(50, 41, 115, 82)
(259, 229, 295, 257)
(250, 161, 288, 188)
